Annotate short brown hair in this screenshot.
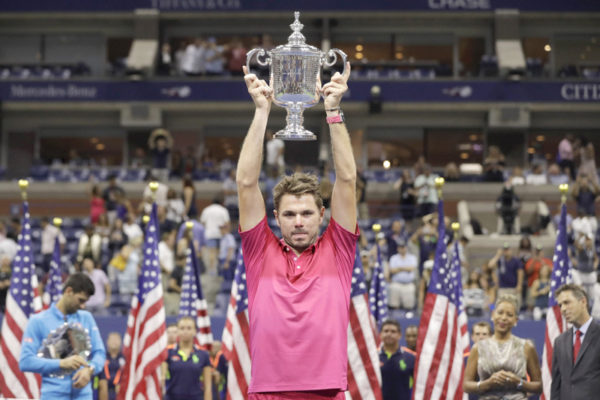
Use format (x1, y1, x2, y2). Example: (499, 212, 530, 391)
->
(555, 283, 589, 308)
(381, 319, 402, 333)
(472, 321, 492, 335)
(273, 173, 323, 211)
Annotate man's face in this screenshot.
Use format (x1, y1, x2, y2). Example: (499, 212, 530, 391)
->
(63, 288, 90, 314)
(380, 324, 401, 348)
(405, 327, 418, 350)
(107, 334, 122, 353)
(397, 245, 407, 256)
(557, 290, 587, 326)
(471, 326, 491, 343)
(274, 194, 324, 253)
(166, 326, 178, 345)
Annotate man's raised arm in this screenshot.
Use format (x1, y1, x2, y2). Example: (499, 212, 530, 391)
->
(237, 66, 271, 232)
(322, 62, 357, 232)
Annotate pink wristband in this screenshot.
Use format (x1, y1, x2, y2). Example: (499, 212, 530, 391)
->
(326, 114, 343, 124)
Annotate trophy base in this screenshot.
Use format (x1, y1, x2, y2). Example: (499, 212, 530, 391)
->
(274, 129, 317, 141)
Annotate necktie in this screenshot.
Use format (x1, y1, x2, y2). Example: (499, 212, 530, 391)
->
(573, 330, 582, 363)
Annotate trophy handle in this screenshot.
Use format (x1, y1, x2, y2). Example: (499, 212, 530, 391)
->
(246, 48, 270, 74)
(323, 48, 348, 76)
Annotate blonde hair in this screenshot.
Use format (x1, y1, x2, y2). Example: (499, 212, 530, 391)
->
(495, 293, 520, 313)
(273, 173, 323, 211)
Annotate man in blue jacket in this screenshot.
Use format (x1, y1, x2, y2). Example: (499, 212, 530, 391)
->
(20, 272, 106, 399)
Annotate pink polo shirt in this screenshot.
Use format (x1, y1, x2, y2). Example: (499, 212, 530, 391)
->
(241, 216, 359, 393)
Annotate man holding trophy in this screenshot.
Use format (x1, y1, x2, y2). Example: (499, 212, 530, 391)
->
(20, 273, 105, 399)
(238, 22, 358, 397)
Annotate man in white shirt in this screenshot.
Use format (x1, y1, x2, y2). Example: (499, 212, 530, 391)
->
(265, 130, 285, 178)
(40, 217, 66, 279)
(387, 240, 417, 310)
(414, 165, 438, 217)
(0, 221, 17, 265)
(200, 198, 230, 274)
(181, 37, 206, 76)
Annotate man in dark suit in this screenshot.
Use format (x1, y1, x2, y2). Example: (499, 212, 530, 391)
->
(551, 283, 600, 400)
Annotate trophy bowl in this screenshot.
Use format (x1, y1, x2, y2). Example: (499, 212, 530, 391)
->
(37, 322, 92, 377)
(246, 11, 347, 141)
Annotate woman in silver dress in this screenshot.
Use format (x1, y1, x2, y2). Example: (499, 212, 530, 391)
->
(463, 294, 542, 399)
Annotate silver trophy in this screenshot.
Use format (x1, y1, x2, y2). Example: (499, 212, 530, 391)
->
(37, 322, 92, 377)
(246, 11, 347, 140)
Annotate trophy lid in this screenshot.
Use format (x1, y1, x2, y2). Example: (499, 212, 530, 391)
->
(271, 11, 320, 56)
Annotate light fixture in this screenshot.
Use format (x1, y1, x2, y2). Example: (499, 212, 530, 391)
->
(383, 160, 391, 169)
(527, 147, 535, 154)
(460, 153, 469, 160)
(544, 44, 551, 52)
(355, 44, 363, 52)
(356, 52, 363, 60)
(395, 52, 404, 60)
(96, 143, 105, 151)
(536, 135, 545, 142)
(469, 134, 478, 141)
(90, 137, 99, 144)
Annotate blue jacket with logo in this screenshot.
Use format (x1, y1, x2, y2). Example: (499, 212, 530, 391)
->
(19, 303, 106, 399)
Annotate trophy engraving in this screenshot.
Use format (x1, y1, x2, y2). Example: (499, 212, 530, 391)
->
(246, 11, 347, 141)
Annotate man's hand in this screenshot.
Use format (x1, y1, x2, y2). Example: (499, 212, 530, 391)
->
(72, 366, 93, 389)
(59, 355, 88, 371)
(242, 66, 272, 111)
(321, 62, 351, 110)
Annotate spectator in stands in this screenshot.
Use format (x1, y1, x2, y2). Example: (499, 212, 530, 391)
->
(223, 169, 238, 223)
(463, 269, 488, 317)
(471, 321, 492, 344)
(210, 340, 228, 400)
(115, 236, 142, 303)
(174, 40, 187, 76)
(166, 323, 179, 345)
(148, 128, 173, 183)
(517, 236, 533, 265)
(182, 37, 206, 76)
(218, 221, 237, 281)
(122, 213, 143, 245)
(394, 169, 416, 222)
(368, 232, 389, 278)
(225, 36, 247, 76)
(410, 215, 438, 275)
(463, 294, 542, 398)
(107, 218, 128, 259)
(40, 216, 66, 279)
(418, 255, 434, 310)
(547, 162, 570, 185)
(386, 219, 409, 258)
(530, 264, 551, 320)
(166, 188, 186, 230)
(82, 256, 111, 315)
(558, 133, 576, 180)
(404, 325, 418, 353)
(526, 163, 548, 185)
(577, 135, 599, 186)
(509, 167, 525, 186)
(265, 130, 285, 178)
(166, 257, 184, 316)
(388, 240, 417, 310)
(482, 145, 505, 182)
(572, 172, 599, 217)
(200, 197, 230, 275)
(159, 230, 176, 285)
(570, 232, 598, 307)
(204, 37, 225, 76)
(114, 190, 133, 223)
(0, 257, 11, 313)
(495, 183, 520, 234)
(0, 221, 17, 265)
(488, 244, 524, 305)
(525, 244, 552, 290)
(414, 164, 438, 217)
(571, 207, 597, 242)
(443, 162, 460, 182)
(170, 149, 184, 178)
(182, 146, 197, 176)
(98, 332, 125, 400)
(103, 175, 125, 225)
(90, 185, 106, 225)
(130, 146, 148, 169)
(482, 261, 498, 306)
(7, 216, 20, 241)
(77, 224, 102, 266)
(157, 42, 174, 76)
(379, 319, 415, 400)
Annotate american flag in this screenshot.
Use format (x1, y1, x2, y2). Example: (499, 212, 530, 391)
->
(178, 240, 213, 349)
(0, 200, 42, 399)
(222, 249, 251, 400)
(118, 203, 168, 400)
(541, 201, 570, 400)
(346, 247, 382, 400)
(412, 200, 469, 400)
(368, 242, 389, 330)
(42, 235, 63, 308)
